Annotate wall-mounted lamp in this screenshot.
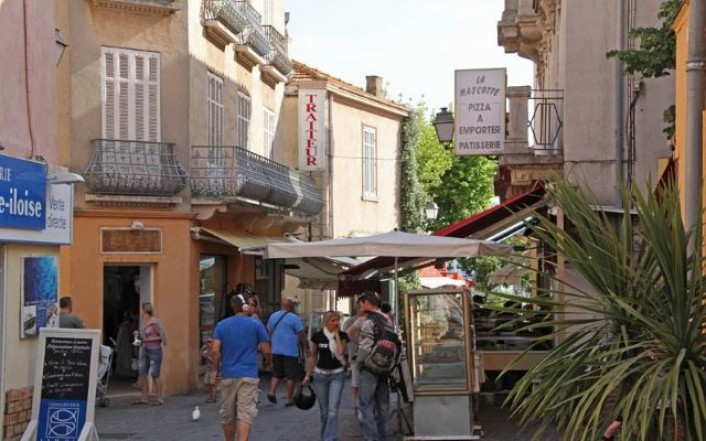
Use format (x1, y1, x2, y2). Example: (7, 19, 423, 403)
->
(55, 29, 68, 66)
(47, 171, 85, 185)
(433, 107, 455, 147)
(130, 220, 145, 231)
(425, 201, 439, 220)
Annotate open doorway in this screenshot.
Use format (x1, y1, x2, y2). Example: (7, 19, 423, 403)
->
(103, 264, 152, 397)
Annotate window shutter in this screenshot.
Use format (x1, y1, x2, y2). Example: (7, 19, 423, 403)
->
(118, 53, 130, 140)
(207, 72, 224, 147)
(103, 51, 116, 139)
(147, 55, 160, 142)
(237, 92, 251, 149)
(101, 47, 160, 142)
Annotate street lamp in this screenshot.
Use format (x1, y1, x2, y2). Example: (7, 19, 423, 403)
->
(433, 107, 455, 147)
(425, 201, 439, 220)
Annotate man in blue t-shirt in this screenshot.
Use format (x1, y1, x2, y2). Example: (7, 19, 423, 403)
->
(213, 294, 271, 441)
(266, 297, 304, 406)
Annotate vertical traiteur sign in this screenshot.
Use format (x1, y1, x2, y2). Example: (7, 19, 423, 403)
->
(298, 89, 327, 171)
(454, 68, 506, 156)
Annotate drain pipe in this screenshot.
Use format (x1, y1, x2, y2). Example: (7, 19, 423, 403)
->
(614, 0, 626, 206)
(685, 0, 706, 234)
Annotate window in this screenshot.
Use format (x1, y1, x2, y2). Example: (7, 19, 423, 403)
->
(207, 72, 224, 147)
(362, 126, 377, 198)
(263, 107, 275, 159)
(237, 91, 251, 149)
(102, 47, 160, 141)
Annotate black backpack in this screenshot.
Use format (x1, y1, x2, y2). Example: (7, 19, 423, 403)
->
(362, 312, 402, 377)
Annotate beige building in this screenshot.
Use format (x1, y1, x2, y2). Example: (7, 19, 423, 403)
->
(498, 0, 673, 203)
(54, 0, 321, 399)
(281, 61, 410, 312)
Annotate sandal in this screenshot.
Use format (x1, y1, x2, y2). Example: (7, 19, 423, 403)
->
(205, 397, 217, 403)
(131, 399, 149, 405)
(150, 399, 164, 406)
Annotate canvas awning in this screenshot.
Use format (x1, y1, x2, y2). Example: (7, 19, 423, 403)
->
(193, 227, 292, 250)
(193, 228, 357, 288)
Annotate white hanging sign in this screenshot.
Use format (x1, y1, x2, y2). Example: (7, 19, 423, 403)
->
(454, 68, 506, 156)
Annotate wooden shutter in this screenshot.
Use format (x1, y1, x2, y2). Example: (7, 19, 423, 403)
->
(101, 47, 160, 141)
(207, 72, 224, 147)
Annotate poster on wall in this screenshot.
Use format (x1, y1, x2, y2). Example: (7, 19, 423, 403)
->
(21, 256, 59, 338)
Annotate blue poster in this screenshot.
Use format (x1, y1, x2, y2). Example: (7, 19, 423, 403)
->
(37, 400, 87, 441)
(22, 257, 58, 338)
(0, 154, 46, 230)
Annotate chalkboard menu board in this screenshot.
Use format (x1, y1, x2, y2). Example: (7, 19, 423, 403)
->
(33, 332, 97, 441)
(41, 337, 92, 400)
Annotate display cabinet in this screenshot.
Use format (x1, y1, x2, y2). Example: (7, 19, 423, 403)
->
(404, 288, 477, 440)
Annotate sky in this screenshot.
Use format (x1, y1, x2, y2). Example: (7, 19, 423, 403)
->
(286, 0, 534, 117)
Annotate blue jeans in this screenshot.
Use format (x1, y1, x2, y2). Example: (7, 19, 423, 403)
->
(312, 370, 345, 441)
(358, 369, 389, 441)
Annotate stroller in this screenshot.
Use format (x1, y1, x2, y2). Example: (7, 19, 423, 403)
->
(96, 343, 114, 407)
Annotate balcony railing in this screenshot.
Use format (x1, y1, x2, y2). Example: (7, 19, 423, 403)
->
(203, 0, 249, 36)
(84, 139, 187, 196)
(235, 1, 270, 57)
(264, 25, 292, 76)
(528, 89, 563, 153)
(190, 146, 324, 215)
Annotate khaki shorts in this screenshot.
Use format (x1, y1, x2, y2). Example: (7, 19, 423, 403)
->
(219, 378, 259, 425)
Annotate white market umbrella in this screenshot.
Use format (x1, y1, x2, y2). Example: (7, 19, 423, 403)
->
(264, 230, 509, 259)
(263, 230, 510, 328)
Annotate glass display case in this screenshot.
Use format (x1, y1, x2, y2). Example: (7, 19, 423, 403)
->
(404, 288, 477, 439)
(406, 288, 472, 394)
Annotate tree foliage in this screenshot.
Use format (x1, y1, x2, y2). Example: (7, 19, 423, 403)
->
(500, 179, 706, 441)
(414, 106, 497, 231)
(400, 109, 426, 234)
(606, 0, 681, 78)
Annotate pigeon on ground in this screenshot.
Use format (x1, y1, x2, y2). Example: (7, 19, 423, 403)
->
(192, 406, 201, 422)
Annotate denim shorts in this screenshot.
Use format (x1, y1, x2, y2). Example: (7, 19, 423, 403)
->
(139, 347, 163, 377)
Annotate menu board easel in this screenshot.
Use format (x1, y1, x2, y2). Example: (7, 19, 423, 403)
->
(21, 328, 100, 441)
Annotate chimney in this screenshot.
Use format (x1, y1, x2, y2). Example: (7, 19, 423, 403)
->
(366, 75, 384, 98)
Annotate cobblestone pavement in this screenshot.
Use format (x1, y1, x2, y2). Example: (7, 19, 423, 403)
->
(95, 378, 562, 440)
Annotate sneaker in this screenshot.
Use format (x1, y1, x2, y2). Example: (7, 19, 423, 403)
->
(266, 393, 277, 404)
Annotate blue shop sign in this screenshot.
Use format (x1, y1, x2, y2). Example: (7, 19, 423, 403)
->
(0, 155, 46, 230)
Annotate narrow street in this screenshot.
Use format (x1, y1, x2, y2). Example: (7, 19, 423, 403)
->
(95, 377, 561, 440)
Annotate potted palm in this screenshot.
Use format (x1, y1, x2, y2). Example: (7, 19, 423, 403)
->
(499, 179, 706, 440)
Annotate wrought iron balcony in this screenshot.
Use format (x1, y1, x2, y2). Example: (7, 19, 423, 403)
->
(235, 1, 270, 58)
(191, 146, 324, 215)
(85, 139, 187, 196)
(264, 25, 292, 76)
(203, 0, 249, 37)
(528, 89, 563, 154)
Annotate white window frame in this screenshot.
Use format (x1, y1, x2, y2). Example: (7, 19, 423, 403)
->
(237, 91, 252, 149)
(362, 126, 377, 199)
(101, 47, 161, 141)
(263, 107, 275, 160)
(207, 72, 224, 147)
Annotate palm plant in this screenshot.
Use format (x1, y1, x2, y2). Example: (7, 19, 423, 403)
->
(501, 180, 706, 440)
